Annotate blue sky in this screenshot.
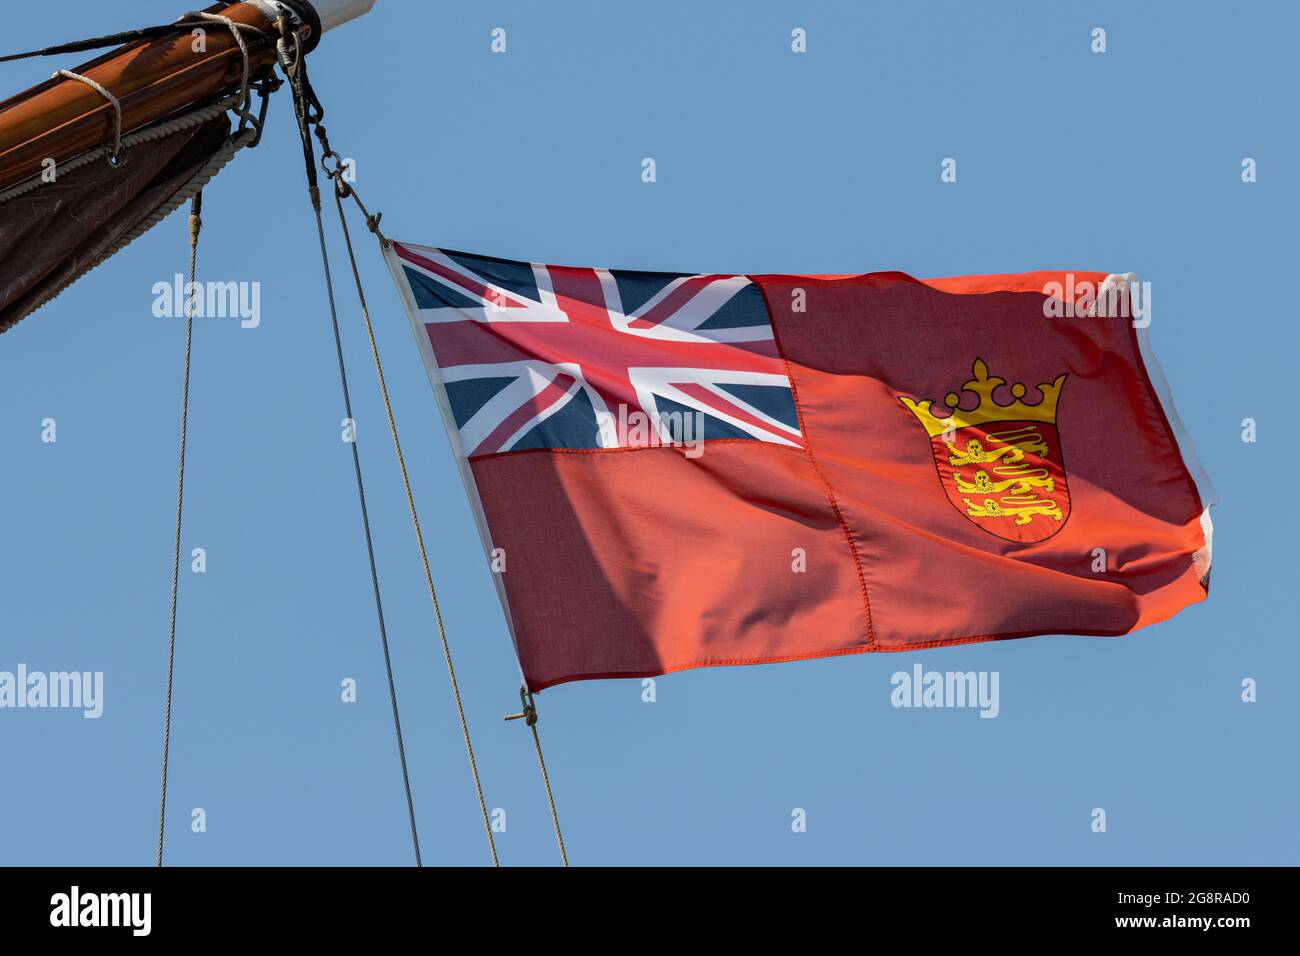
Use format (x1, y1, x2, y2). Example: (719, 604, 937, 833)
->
(0, 0, 1295, 866)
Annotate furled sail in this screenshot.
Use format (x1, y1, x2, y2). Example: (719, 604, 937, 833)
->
(0, 1, 374, 333)
(0, 108, 238, 333)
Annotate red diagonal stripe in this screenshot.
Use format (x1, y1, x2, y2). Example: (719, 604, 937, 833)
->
(471, 373, 578, 456)
(396, 243, 528, 310)
(671, 382, 803, 447)
(629, 275, 727, 329)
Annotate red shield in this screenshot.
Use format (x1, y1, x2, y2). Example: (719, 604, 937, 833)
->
(930, 419, 1070, 542)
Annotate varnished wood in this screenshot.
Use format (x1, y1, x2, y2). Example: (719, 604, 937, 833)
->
(0, 3, 296, 193)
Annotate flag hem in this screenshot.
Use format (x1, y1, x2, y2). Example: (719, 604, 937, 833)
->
(382, 240, 528, 683)
(1132, 320, 1216, 577)
(525, 577, 1208, 690)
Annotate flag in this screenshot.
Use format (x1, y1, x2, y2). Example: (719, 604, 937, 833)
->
(385, 243, 1214, 691)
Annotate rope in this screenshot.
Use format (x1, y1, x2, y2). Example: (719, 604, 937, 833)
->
(0, 88, 277, 337)
(285, 16, 562, 867)
(311, 197, 425, 866)
(0, 16, 268, 64)
(98, 133, 247, 263)
(0, 94, 241, 206)
(0, 67, 280, 340)
(530, 721, 568, 866)
(157, 192, 203, 867)
(52, 70, 123, 163)
(504, 687, 568, 865)
(278, 22, 430, 866)
(193, 12, 262, 122)
(7, 14, 275, 206)
(328, 176, 501, 866)
(327, 151, 570, 868)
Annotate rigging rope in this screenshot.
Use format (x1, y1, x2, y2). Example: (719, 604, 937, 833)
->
(0, 95, 232, 205)
(326, 170, 505, 866)
(504, 687, 569, 865)
(0, 16, 268, 64)
(52, 70, 123, 163)
(276, 20, 432, 866)
(7, 2, 575, 870)
(157, 192, 203, 867)
(530, 719, 568, 866)
(42, 11, 263, 169)
(311, 188, 425, 867)
(326, 141, 570, 869)
(193, 12, 262, 122)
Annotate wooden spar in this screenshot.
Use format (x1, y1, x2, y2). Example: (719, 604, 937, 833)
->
(0, 2, 293, 194)
(0, 2, 287, 190)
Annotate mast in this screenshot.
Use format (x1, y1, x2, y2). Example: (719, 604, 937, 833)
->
(0, 0, 376, 194)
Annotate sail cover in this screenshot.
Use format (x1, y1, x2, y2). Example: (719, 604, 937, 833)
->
(0, 112, 232, 334)
(385, 243, 1215, 691)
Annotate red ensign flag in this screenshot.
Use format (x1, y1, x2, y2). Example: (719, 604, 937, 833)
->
(386, 245, 1214, 691)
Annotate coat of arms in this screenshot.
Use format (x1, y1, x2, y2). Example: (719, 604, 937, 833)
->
(900, 359, 1070, 543)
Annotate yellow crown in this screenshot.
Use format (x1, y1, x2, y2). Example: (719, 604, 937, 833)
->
(899, 358, 1066, 438)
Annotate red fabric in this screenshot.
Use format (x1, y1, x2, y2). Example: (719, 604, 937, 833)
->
(468, 268, 1209, 691)
(471, 443, 867, 689)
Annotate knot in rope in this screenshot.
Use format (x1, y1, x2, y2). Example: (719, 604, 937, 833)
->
(505, 686, 539, 727)
(53, 69, 122, 164)
(190, 11, 263, 123)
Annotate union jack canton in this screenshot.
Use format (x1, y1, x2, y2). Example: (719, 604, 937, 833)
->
(388, 242, 804, 458)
